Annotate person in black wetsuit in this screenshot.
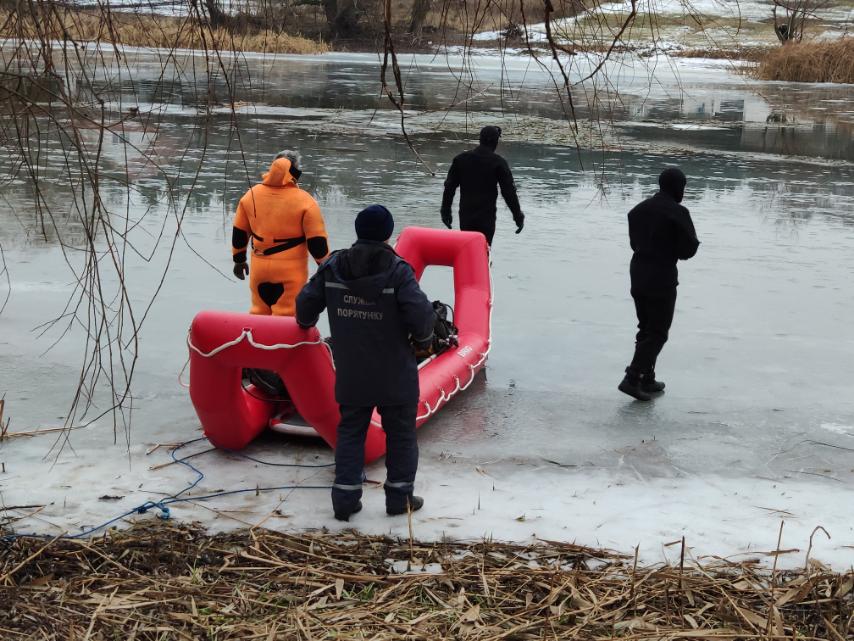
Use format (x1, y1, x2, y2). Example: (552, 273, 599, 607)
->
(440, 126, 524, 245)
(619, 167, 700, 401)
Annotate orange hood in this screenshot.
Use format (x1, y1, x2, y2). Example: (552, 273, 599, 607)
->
(262, 157, 297, 187)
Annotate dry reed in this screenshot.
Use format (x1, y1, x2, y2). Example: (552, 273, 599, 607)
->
(0, 396, 7, 440)
(756, 38, 854, 84)
(680, 46, 772, 62)
(0, 8, 327, 55)
(1, 522, 852, 639)
(421, 0, 580, 35)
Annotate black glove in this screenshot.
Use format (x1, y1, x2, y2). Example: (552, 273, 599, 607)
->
(441, 212, 453, 229)
(233, 262, 249, 280)
(515, 214, 525, 234)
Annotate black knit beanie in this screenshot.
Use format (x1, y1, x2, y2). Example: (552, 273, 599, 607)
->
(355, 205, 394, 242)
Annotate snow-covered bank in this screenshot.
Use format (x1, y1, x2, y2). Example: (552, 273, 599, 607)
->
(2, 428, 853, 569)
(473, 0, 854, 55)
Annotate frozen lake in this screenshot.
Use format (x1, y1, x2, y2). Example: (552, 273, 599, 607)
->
(1, 49, 853, 566)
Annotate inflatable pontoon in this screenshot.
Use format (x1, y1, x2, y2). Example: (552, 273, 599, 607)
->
(188, 227, 491, 463)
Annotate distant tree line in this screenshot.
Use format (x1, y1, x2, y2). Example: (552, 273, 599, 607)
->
(2, 0, 439, 40)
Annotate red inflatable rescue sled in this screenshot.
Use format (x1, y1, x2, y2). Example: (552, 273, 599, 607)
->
(188, 227, 491, 463)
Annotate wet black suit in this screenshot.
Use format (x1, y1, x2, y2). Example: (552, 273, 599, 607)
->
(296, 241, 434, 516)
(627, 184, 699, 377)
(441, 145, 523, 245)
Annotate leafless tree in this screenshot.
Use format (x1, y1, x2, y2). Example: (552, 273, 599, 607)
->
(0, 0, 254, 453)
(407, 0, 432, 37)
(772, 0, 833, 44)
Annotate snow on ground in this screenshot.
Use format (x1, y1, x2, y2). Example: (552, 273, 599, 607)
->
(473, 0, 854, 50)
(3, 426, 854, 570)
(472, 0, 765, 43)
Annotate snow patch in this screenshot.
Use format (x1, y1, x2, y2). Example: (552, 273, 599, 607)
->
(669, 123, 730, 130)
(387, 559, 445, 574)
(3, 435, 854, 570)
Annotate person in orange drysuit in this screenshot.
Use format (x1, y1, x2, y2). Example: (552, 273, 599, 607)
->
(232, 151, 330, 316)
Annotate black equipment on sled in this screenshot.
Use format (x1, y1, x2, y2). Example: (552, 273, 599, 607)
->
(415, 300, 459, 361)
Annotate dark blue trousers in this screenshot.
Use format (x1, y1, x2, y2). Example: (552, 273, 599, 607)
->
(331, 404, 419, 515)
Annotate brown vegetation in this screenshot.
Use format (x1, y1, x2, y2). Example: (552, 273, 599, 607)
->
(0, 7, 327, 55)
(0, 0, 582, 54)
(680, 46, 773, 62)
(2, 522, 853, 639)
(756, 38, 854, 83)
(275, 0, 582, 44)
(419, 0, 581, 36)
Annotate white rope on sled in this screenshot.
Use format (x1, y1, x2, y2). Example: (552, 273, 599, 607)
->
(185, 254, 492, 427)
(186, 328, 326, 358)
(373, 264, 495, 427)
(413, 346, 492, 422)
(181, 328, 332, 389)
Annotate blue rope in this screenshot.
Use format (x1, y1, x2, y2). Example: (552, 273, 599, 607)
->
(1, 437, 333, 543)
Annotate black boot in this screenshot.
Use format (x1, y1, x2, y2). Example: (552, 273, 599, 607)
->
(387, 495, 424, 516)
(619, 368, 652, 401)
(334, 501, 362, 522)
(641, 371, 665, 394)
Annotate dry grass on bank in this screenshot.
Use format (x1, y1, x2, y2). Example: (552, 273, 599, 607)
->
(420, 0, 581, 34)
(2, 522, 853, 639)
(680, 46, 772, 62)
(756, 38, 854, 84)
(0, 8, 327, 55)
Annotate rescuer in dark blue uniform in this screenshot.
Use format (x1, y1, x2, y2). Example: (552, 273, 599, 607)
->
(440, 126, 524, 245)
(296, 205, 435, 521)
(619, 167, 700, 401)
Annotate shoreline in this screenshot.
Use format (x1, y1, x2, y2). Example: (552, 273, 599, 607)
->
(0, 29, 768, 62)
(4, 426, 854, 572)
(3, 4, 853, 82)
(2, 522, 852, 639)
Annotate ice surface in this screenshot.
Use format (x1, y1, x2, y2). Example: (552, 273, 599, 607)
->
(1, 51, 854, 569)
(820, 423, 854, 436)
(3, 432, 853, 569)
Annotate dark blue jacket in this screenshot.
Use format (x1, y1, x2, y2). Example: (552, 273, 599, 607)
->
(295, 240, 435, 407)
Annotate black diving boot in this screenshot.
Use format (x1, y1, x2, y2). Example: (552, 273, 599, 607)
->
(387, 495, 424, 516)
(619, 368, 652, 401)
(334, 501, 362, 522)
(641, 371, 665, 394)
